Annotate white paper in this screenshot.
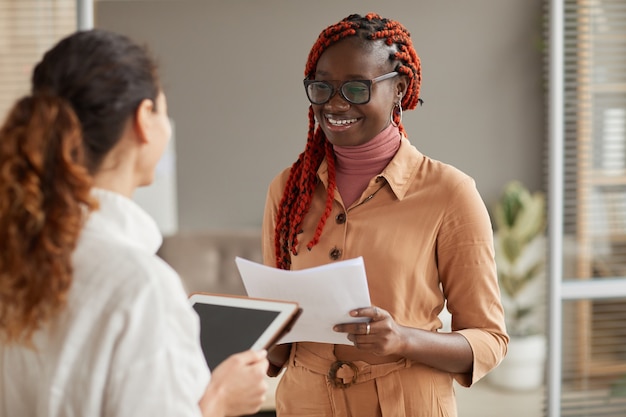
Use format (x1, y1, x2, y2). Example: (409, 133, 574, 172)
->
(235, 257, 371, 345)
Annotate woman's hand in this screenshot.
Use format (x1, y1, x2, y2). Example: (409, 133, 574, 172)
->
(199, 349, 269, 417)
(333, 305, 474, 374)
(333, 306, 408, 356)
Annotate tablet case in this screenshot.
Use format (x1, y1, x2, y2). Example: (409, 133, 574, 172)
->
(189, 292, 301, 369)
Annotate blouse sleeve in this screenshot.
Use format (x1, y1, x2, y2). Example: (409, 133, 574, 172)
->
(262, 169, 291, 268)
(437, 176, 509, 386)
(104, 257, 210, 417)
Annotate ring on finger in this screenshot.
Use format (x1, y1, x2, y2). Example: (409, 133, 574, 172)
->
(366, 323, 371, 335)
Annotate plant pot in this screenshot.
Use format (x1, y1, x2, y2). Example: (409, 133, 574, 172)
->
(487, 334, 546, 390)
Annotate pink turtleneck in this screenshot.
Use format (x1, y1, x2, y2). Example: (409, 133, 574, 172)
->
(333, 123, 401, 208)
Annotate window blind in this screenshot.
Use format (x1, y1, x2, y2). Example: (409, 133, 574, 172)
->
(0, 0, 76, 120)
(553, 0, 626, 415)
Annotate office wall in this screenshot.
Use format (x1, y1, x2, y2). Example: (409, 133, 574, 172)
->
(96, 0, 546, 231)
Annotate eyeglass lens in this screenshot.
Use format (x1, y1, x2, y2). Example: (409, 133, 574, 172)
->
(306, 80, 371, 105)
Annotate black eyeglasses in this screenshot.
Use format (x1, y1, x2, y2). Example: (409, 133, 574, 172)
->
(303, 71, 399, 105)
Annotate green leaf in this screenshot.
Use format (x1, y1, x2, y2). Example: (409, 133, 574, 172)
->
(610, 375, 626, 397)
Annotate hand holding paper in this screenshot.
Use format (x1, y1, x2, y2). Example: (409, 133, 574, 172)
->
(235, 257, 371, 345)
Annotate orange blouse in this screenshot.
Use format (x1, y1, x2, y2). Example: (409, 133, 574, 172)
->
(262, 137, 508, 416)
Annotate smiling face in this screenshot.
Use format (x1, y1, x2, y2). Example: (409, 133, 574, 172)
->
(312, 37, 406, 147)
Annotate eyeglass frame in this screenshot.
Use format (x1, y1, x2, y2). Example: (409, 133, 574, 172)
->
(303, 71, 399, 105)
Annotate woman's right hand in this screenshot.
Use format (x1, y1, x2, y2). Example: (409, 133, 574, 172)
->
(199, 349, 269, 417)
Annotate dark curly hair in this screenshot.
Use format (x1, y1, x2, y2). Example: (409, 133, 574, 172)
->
(0, 29, 160, 345)
(273, 13, 422, 269)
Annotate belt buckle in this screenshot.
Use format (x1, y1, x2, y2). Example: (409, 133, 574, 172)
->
(328, 360, 358, 388)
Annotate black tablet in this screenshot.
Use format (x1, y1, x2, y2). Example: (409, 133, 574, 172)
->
(189, 292, 300, 370)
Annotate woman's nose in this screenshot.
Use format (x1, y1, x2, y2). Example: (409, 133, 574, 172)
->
(324, 90, 351, 111)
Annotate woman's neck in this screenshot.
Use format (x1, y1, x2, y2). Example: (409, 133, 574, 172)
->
(333, 123, 401, 207)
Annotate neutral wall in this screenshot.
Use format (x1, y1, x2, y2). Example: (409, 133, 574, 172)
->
(96, 0, 546, 232)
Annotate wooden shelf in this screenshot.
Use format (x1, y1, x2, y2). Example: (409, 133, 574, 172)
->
(588, 83, 626, 93)
(586, 173, 626, 186)
(586, 360, 626, 378)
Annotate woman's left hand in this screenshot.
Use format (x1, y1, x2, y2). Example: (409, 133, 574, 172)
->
(333, 306, 407, 356)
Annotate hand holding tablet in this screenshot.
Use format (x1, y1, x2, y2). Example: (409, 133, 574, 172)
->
(189, 292, 301, 369)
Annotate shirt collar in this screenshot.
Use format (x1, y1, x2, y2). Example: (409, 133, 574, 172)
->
(317, 136, 423, 201)
(85, 188, 163, 254)
(378, 136, 423, 200)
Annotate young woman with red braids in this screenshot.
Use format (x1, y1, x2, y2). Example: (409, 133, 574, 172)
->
(0, 29, 268, 417)
(262, 13, 508, 416)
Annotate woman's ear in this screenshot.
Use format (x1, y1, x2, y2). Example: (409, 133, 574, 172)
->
(396, 76, 409, 100)
(133, 98, 156, 144)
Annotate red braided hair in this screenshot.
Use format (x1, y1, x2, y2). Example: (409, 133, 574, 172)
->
(274, 13, 422, 269)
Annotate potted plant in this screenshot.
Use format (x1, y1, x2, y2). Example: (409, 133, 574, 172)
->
(487, 180, 547, 390)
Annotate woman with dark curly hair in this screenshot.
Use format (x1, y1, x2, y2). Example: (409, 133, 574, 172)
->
(0, 29, 267, 417)
(262, 13, 508, 416)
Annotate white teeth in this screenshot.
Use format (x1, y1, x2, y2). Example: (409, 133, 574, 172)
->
(326, 117, 357, 126)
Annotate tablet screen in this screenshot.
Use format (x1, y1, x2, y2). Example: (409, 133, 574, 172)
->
(189, 293, 299, 370)
(192, 303, 280, 369)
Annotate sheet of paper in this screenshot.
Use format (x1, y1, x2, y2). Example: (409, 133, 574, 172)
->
(235, 257, 371, 345)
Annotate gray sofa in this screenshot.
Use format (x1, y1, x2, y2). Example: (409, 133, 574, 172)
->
(158, 229, 263, 296)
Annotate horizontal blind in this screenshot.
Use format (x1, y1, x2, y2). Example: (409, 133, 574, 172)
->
(561, 298, 626, 415)
(559, 0, 626, 415)
(0, 0, 76, 121)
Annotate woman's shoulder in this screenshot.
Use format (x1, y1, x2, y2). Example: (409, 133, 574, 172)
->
(270, 165, 293, 184)
(402, 140, 476, 190)
(266, 165, 293, 197)
(424, 156, 474, 187)
(72, 232, 184, 307)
